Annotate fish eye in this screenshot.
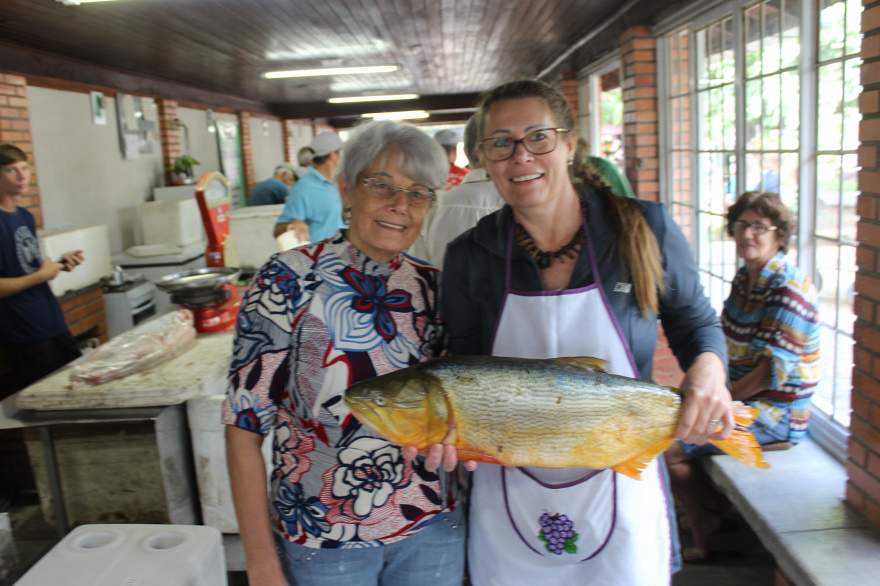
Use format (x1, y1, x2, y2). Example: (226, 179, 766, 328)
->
(373, 396, 386, 406)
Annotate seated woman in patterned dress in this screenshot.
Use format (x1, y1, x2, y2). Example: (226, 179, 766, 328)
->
(223, 121, 463, 586)
(665, 191, 821, 562)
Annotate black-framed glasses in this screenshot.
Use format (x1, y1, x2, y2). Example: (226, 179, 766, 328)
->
(360, 176, 436, 208)
(478, 127, 570, 161)
(731, 220, 778, 236)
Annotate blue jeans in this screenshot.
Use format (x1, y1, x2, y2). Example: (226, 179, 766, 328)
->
(275, 508, 465, 586)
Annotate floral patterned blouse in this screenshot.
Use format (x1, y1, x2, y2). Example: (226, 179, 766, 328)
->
(222, 232, 452, 549)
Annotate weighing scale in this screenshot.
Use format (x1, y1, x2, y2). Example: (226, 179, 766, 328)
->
(151, 173, 242, 333)
(156, 267, 240, 334)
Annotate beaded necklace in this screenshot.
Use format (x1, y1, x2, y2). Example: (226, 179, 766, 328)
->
(514, 222, 584, 270)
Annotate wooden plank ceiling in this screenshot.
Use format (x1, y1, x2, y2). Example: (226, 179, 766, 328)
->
(0, 0, 657, 118)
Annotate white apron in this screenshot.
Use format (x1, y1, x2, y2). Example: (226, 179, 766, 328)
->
(467, 221, 672, 586)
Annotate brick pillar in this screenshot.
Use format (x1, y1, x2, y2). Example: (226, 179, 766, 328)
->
(850, 3, 880, 530)
(0, 73, 42, 227)
(620, 26, 660, 203)
(239, 111, 256, 200)
(157, 98, 181, 185)
(619, 27, 676, 383)
(282, 119, 296, 163)
(652, 329, 686, 387)
(559, 72, 580, 134)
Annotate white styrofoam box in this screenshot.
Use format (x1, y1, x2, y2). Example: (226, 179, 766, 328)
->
(187, 396, 273, 533)
(154, 185, 196, 202)
(139, 198, 205, 247)
(227, 204, 289, 269)
(15, 524, 226, 586)
(39, 225, 112, 297)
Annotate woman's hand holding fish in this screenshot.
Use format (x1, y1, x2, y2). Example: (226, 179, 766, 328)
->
(402, 437, 478, 473)
(675, 352, 734, 445)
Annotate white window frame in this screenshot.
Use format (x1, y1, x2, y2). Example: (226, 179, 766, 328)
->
(577, 53, 623, 159)
(656, 0, 850, 460)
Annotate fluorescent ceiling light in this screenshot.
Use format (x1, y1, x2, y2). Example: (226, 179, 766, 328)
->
(264, 65, 398, 79)
(362, 110, 430, 121)
(330, 79, 411, 93)
(328, 94, 419, 104)
(266, 41, 388, 60)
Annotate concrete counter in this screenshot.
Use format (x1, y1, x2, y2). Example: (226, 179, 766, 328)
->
(15, 332, 233, 411)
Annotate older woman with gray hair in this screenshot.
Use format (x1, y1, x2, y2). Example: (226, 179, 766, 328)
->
(224, 121, 461, 586)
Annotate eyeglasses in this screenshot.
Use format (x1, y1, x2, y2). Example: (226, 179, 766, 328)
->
(360, 176, 436, 208)
(731, 220, 778, 236)
(478, 128, 570, 161)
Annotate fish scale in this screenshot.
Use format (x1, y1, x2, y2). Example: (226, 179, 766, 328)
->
(431, 358, 681, 468)
(345, 355, 769, 477)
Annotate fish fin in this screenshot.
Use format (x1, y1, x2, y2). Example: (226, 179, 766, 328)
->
(611, 437, 674, 480)
(731, 402, 760, 427)
(708, 403, 770, 469)
(456, 448, 502, 466)
(553, 356, 608, 373)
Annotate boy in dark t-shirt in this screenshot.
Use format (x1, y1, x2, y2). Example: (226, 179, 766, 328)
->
(0, 143, 86, 510)
(0, 144, 84, 397)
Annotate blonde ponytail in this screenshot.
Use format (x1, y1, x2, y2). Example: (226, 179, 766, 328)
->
(578, 166, 664, 317)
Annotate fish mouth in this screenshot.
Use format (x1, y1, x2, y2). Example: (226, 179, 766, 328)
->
(346, 399, 416, 442)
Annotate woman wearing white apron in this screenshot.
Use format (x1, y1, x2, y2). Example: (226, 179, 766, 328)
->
(432, 80, 733, 585)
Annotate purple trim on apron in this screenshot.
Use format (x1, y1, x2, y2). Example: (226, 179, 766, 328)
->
(501, 467, 619, 562)
(509, 284, 597, 297)
(658, 457, 675, 575)
(518, 467, 603, 488)
(500, 216, 640, 376)
(581, 223, 641, 376)
(490, 212, 665, 568)
(488, 227, 517, 351)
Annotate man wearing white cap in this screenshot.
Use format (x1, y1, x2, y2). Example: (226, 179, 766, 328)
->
(248, 162, 296, 206)
(434, 128, 467, 190)
(274, 131, 345, 242)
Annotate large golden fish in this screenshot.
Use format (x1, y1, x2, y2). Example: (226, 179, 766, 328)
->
(345, 356, 768, 479)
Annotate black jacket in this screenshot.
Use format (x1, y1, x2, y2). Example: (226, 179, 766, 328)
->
(441, 186, 726, 380)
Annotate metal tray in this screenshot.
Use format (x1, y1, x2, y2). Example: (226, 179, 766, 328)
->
(156, 267, 240, 292)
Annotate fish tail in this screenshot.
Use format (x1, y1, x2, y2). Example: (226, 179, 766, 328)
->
(708, 403, 770, 469)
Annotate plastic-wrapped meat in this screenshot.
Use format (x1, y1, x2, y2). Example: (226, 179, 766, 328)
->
(69, 309, 198, 388)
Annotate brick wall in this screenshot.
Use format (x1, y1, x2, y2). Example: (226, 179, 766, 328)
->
(0, 72, 42, 226)
(850, 1, 880, 529)
(620, 26, 660, 203)
(239, 111, 256, 199)
(59, 283, 107, 344)
(157, 98, 181, 185)
(652, 329, 686, 387)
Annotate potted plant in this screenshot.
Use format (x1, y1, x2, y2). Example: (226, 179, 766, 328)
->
(170, 155, 200, 185)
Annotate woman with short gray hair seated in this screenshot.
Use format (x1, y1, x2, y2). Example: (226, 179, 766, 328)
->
(224, 121, 461, 586)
